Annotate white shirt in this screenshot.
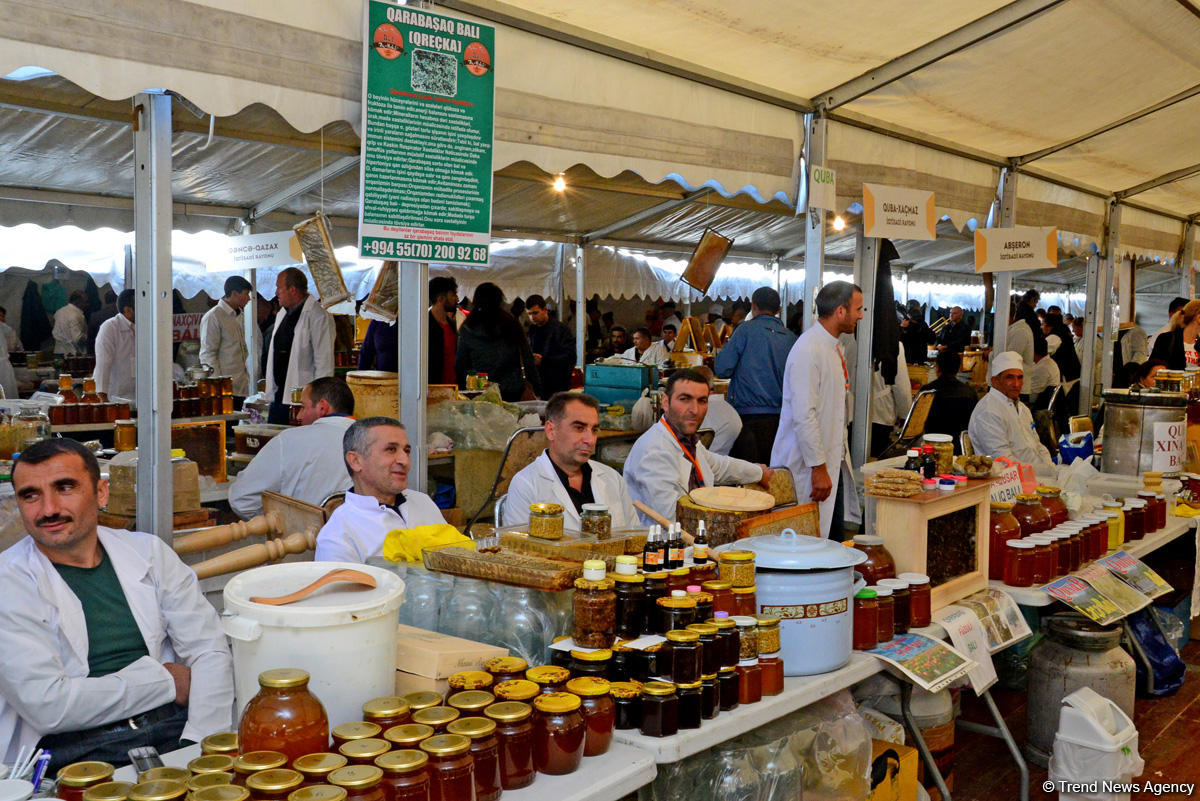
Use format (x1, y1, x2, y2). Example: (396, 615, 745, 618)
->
(626, 419, 763, 525)
(0, 322, 15, 400)
(94, 313, 136, 399)
(52, 303, 87, 354)
(228, 416, 355, 519)
(1030, 356, 1062, 401)
(870, 342, 913, 427)
(968, 387, 1055, 474)
(702, 393, 743, 456)
(199, 299, 251, 396)
(1046, 333, 1062, 355)
(314, 489, 446, 563)
(1007, 320, 1034, 396)
(621, 342, 669, 365)
(771, 323, 857, 538)
(504, 451, 638, 531)
(264, 294, 335, 402)
(0, 320, 22, 353)
(0, 527, 233, 762)
(1120, 325, 1149, 366)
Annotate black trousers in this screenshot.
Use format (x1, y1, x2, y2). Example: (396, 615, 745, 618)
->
(829, 478, 846, 542)
(730, 413, 781, 465)
(39, 701, 188, 773)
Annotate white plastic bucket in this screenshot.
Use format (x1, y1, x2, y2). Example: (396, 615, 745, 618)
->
(222, 561, 405, 728)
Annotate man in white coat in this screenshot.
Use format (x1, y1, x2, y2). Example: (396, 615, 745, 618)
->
(0, 438, 232, 769)
(264, 267, 334, 424)
(199, 275, 253, 398)
(694, 365, 742, 456)
(771, 281, 864, 540)
(504, 392, 637, 531)
(52, 290, 88, 355)
(315, 417, 446, 563)
(621, 327, 669, 365)
(626, 368, 771, 525)
(228, 376, 356, 519)
(968, 350, 1056, 474)
(94, 289, 137, 400)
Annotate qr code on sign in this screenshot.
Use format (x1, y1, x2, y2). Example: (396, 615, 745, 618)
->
(411, 49, 458, 96)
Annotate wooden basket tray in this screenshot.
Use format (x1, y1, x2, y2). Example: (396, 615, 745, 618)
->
(422, 543, 614, 591)
(498, 527, 629, 560)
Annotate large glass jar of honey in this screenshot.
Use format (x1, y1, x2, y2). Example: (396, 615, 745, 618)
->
(531, 693, 586, 776)
(988, 502, 1021, 580)
(1011, 494, 1051, 536)
(1036, 486, 1069, 526)
(239, 669, 329, 761)
(850, 535, 897, 584)
(417, 735, 476, 801)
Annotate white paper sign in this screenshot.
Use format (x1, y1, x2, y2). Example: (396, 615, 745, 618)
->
(208, 231, 300, 272)
(933, 605, 997, 694)
(974, 226, 1058, 273)
(862, 183, 936, 240)
(1152, 420, 1185, 472)
(809, 164, 837, 211)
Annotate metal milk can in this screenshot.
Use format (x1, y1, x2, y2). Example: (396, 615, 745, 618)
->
(1100, 388, 1186, 476)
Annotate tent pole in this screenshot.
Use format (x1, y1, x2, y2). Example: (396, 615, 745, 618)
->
(399, 261, 429, 495)
(1098, 203, 1123, 398)
(802, 113, 827, 332)
(1179, 222, 1195, 299)
(575, 245, 585, 370)
(991, 169, 1017, 352)
(1079, 253, 1104, 415)
(850, 230, 878, 468)
(242, 219, 260, 392)
(132, 92, 175, 541)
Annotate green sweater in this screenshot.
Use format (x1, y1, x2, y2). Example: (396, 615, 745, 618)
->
(55, 547, 150, 676)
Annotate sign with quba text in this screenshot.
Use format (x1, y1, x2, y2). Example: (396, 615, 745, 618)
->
(359, 1, 495, 265)
(974, 226, 1057, 273)
(862, 184, 936, 240)
(809, 164, 837, 211)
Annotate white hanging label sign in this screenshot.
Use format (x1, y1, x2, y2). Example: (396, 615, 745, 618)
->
(809, 164, 837, 211)
(974, 226, 1057, 273)
(1151, 420, 1185, 473)
(862, 183, 936, 240)
(209, 231, 301, 272)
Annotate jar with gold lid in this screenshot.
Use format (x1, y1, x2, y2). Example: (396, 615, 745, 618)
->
(245, 769, 303, 801)
(331, 722, 382, 750)
(239, 669, 329, 761)
(417, 735, 476, 801)
(701, 580, 735, 616)
(128, 781, 187, 801)
(525, 665, 570, 695)
(382, 724, 435, 750)
(493, 679, 539, 702)
(569, 647, 612, 679)
(528, 502, 565, 540)
(639, 681, 679, 738)
(609, 681, 642, 730)
(446, 718, 500, 801)
(326, 767, 385, 801)
(139, 769, 190, 785)
(291, 754, 347, 788)
(232, 753, 288, 787)
(361, 697, 410, 731)
(400, 691, 442, 713)
(373, 750, 430, 801)
(483, 656, 528, 685)
(565, 677, 615, 757)
(189, 756, 236, 777)
(202, 733, 239, 757)
(483, 702, 534, 790)
(1011, 494, 1051, 536)
(411, 706, 460, 733)
(447, 690, 496, 714)
(58, 762, 116, 801)
(193, 787, 249, 801)
(286, 787, 344, 801)
(717, 550, 756, 587)
(654, 595, 697, 635)
(732, 585, 758, 617)
(531, 693, 585, 776)
(82, 782, 134, 801)
(336, 739, 390, 767)
(447, 670, 494, 692)
(1036, 486, 1069, 526)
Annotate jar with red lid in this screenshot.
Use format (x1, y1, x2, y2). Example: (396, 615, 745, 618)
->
(872, 585, 895, 644)
(415, 736, 474, 801)
(531, 693, 586, 775)
(326, 767, 386, 801)
(362, 697, 411, 732)
(445, 718, 500, 801)
(988, 503, 1021, 581)
(1003, 540, 1035, 587)
(565, 677, 615, 756)
(898, 573, 932, 628)
(877, 578, 910, 634)
(1037, 486, 1069, 526)
(701, 581, 736, 616)
(373, 750, 430, 801)
(483, 702, 534, 791)
(1012, 494, 1051, 536)
(852, 589, 878, 650)
(851, 535, 897, 584)
(240, 670, 329, 762)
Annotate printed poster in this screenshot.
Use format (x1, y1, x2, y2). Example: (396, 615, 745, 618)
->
(867, 633, 975, 693)
(932, 605, 997, 694)
(1097, 551, 1172, 600)
(948, 588, 1032, 653)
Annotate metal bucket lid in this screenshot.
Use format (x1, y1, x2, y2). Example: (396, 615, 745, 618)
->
(1101, 388, 1187, 407)
(1044, 614, 1122, 651)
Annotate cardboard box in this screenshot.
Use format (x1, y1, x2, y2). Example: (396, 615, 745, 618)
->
(107, 458, 200, 516)
(395, 624, 507, 679)
(394, 670, 450, 698)
(868, 739, 918, 801)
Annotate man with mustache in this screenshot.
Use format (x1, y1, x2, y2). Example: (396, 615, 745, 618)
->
(314, 416, 446, 563)
(0, 438, 232, 770)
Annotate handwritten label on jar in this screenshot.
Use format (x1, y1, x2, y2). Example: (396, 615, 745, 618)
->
(759, 598, 848, 620)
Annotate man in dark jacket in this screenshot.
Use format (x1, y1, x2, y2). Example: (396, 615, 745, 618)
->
(899, 307, 934, 364)
(920, 348, 978, 451)
(526, 294, 576, 396)
(428, 276, 458, 385)
(936, 306, 971, 353)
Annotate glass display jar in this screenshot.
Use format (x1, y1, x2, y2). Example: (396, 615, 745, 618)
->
(114, 418, 137, 450)
(701, 580, 736, 616)
(686, 622, 721, 676)
(382, 724, 435, 751)
(445, 718, 500, 801)
(1125, 500, 1147, 542)
(246, 769, 303, 801)
(573, 561, 616, 648)
(528, 502, 565, 540)
(759, 651, 784, 697)
(718, 550, 756, 587)
(239, 669, 329, 762)
(1037, 486, 1069, 526)
(717, 666, 739, 712)
(373, 750, 430, 801)
(233, 753, 288, 787)
(327, 766, 386, 801)
(526, 665, 571, 696)
(923, 433, 955, 474)
(362, 697, 411, 732)
(446, 671, 493, 693)
(1012, 494, 1051, 536)
(337, 740, 390, 767)
(411, 707, 460, 734)
(483, 656, 528, 685)
(58, 373, 78, 403)
(332, 723, 384, 750)
(853, 589, 878, 650)
(676, 681, 702, 730)
(989, 502, 1021, 581)
(493, 679, 539, 703)
(611, 574, 646, 640)
(733, 616, 759, 662)
(707, 615, 741, 668)
(1025, 537, 1053, 584)
(736, 660, 763, 705)
(877, 578, 910, 634)
(664, 629, 702, 685)
(872, 585, 895, 644)
(483, 702, 535, 791)
(292, 755, 347, 789)
(850, 535, 898, 584)
(639, 682, 679, 738)
(609, 681, 642, 730)
(732, 586, 758, 617)
(531, 693, 586, 775)
(447, 691, 495, 716)
(1137, 491, 1160, 534)
(700, 673, 721, 719)
(565, 677, 615, 756)
(899, 573, 932, 628)
(666, 568, 690, 594)
(643, 573, 669, 627)
(58, 762, 117, 801)
(580, 503, 612, 540)
(1003, 540, 1035, 587)
(570, 648, 612, 679)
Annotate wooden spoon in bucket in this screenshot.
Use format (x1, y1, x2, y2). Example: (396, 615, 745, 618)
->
(249, 568, 377, 605)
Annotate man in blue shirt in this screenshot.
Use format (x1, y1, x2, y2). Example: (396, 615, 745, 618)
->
(714, 287, 797, 464)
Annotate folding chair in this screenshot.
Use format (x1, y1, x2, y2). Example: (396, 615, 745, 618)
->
(877, 390, 936, 459)
(463, 426, 548, 535)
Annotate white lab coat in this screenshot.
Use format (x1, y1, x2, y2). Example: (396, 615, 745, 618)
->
(626, 419, 763, 525)
(503, 451, 638, 531)
(0, 324, 16, 399)
(1007, 319, 1034, 396)
(94, 313, 136, 399)
(228, 416, 355, 519)
(314, 489, 446, 563)
(0, 528, 233, 762)
(967, 387, 1055, 474)
(264, 295, 335, 402)
(703, 394, 743, 456)
(870, 342, 913, 427)
(52, 304, 87, 354)
(771, 323, 859, 539)
(1029, 356, 1061, 400)
(199, 299, 250, 396)
(621, 342, 669, 365)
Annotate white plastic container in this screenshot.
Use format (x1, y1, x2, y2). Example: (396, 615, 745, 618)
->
(222, 561, 405, 728)
(1048, 687, 1144, 801)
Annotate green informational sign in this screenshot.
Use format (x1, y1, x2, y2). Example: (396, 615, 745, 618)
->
(360, 0, 495, 265)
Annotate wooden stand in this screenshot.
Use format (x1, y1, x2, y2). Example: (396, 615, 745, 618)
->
(172, 512, 282, 554)
(869, 479, 991, 610)
(191, 529, 318, 579)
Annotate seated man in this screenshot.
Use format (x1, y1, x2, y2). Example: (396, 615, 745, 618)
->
(967, 351, 1055, 474)
(315, 417, 446, 563)
(621, 327, 669, 365)
(0, 439, 233, 770)
(920, 348, 978, 450)
(626, 368, 772, 525)
(505, 392, 638, 531)
(228, 376, 356, 519)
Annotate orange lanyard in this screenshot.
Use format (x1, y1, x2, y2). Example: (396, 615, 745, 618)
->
(660, 419, 706, 487)
(836, 345, 849, 390)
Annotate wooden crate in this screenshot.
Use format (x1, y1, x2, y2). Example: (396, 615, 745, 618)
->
(172, 420, 227, 482)
(870, 479, 991, 611)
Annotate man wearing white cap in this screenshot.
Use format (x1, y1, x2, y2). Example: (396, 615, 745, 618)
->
(707, 304, 727, 338)
(967, 351, 1055, 473)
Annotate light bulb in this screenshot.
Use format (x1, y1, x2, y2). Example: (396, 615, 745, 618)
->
(832, 215, 846, 232)
(552, 174, 567, 192)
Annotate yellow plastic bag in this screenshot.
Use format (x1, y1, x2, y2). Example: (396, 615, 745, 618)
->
(382, 524, 475, 563)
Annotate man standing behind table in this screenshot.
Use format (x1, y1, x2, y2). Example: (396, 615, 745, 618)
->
(621, 328, 669, 365)
(427, 276, 458, 385)
(504, 392, 637, 531)
(0, 438, 232, 770)
(228, 376, 356, 519)
(968, 350, 1055, 474)
(525, 294, 576, 396)
(772, 281, 864, 540)
(52, 290, 88, 355)
(626, 368, 771, 525)
(937, 306, 971, 353)
(315, 417, 446, 563)
(264, 267, 334, 424)
(714, 287, 796, 464)
(94, 289, 136, 401)
(199, 276, 252, 398)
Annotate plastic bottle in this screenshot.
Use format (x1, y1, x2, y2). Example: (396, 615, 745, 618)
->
(921, 444, 938, 479)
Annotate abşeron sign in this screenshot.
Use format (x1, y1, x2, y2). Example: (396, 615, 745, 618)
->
(359, 1, 495, 266)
